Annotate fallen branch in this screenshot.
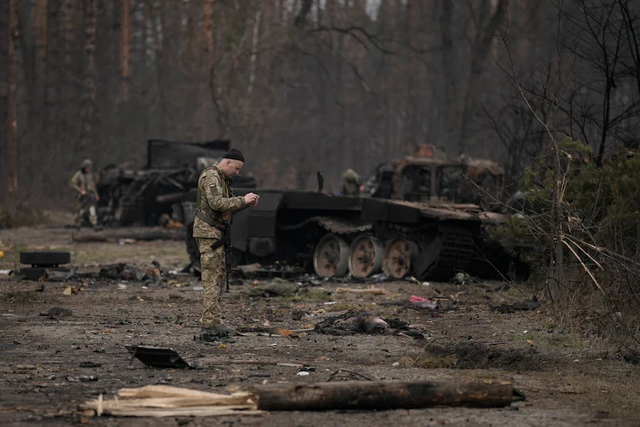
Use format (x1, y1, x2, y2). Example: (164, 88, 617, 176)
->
(336, 287, 387, 295)
(81, 381, 524, 417)
(251, 380, 523, 410)
(72, 228, 183, 243)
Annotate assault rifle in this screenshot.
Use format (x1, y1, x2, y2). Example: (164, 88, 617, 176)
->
(224, 220, 231, 292)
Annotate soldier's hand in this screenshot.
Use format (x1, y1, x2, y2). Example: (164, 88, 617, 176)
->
(244, 193, 259, 206)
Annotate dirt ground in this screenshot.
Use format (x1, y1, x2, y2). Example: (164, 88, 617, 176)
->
(1, 222, 639, 427)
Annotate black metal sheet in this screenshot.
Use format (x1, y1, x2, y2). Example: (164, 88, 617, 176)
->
(361, 198, 421, 223)
(125, 345, 191, 369)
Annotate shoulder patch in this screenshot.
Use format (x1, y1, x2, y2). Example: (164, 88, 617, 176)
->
(209, 182, 216, 188)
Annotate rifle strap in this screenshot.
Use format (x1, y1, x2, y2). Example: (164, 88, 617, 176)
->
(210, 239, 225, 252)
(196, 211, 227, 231)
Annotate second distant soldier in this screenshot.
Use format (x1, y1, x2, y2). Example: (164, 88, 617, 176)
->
(340, 168, 362, 197)
(70, 159, 100, 228)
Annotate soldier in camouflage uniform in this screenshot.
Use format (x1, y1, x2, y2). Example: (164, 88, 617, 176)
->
(194, 149, 259, 337)
(70, 159, 100, 228)
(339, 168, 362, 197)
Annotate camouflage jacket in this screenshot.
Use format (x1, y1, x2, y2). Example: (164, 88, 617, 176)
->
(70, 170, 97, 198)
(193, 163, 247, 239)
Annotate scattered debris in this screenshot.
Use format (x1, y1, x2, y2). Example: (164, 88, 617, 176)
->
(39, 307, 73, 318)
(410, 295, 439, 310)
(44, 269, 74, 282)
(493, 297, 540, 314)
(62, 286, 77, 296)
(79, 362, 102, 368)
(248, 281, 298, 297)
(623, 353, 640, 365)
(68, 375, 98, 382)
(292, 308, 310, 320)
(15, 365, 37, 370)
(236, 327, 298, 338)
(452, 272, 473, 284)
(81, 385, 261, 417)
(125, 346, 192, 369)
(98, 263, 161, 282)
(336, 287, 386, 295)
(237, 263, 306, 279)
(0, 269, 11, 275)
(327, 369, 374, 382)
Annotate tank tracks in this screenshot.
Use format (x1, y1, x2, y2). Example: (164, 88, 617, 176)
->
(284, 215, 480, 281)
(278, 216, 372, 235)
(419, 226, 477, 281)
(375, 222, 478, 281)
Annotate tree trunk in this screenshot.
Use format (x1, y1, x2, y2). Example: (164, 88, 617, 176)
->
(60, 0, 74, 67)
(6, 0, 19, 209)
(252, 380, 517, 410)
(119, 0, 131, 101)
(202, 0, 215, 71)
(81, 0, 96, 148)
(456, 0, 507, 155)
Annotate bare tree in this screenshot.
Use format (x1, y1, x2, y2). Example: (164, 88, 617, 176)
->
(6, 0, 18, 210)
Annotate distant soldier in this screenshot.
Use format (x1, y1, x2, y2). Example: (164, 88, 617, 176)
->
(194, 149, 259, 338)
(70, 159, 99, 228)
(340, 168, 361, 197)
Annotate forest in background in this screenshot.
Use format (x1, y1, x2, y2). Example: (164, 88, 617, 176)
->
(1, 0, 639, 207)
(2, 0, 640, 351)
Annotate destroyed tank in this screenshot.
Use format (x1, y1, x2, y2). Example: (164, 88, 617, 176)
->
(96, 139, 256, 226)
(173, 145, 528, 281)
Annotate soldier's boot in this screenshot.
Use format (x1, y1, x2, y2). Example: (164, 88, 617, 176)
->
(75, 212, 83, 229)
(89, 206, 100, 230)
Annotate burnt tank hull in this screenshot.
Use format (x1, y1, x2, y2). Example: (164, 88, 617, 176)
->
(174, 188, 529, 281)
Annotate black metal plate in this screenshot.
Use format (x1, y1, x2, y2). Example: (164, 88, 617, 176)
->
(361, 199, 421, 223)
(125, 345, 191, 369)
(20, 251, 71, 266)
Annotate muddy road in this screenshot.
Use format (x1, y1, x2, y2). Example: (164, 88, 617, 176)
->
(1, 224, 638, 426)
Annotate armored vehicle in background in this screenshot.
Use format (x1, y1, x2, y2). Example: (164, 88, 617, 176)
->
(96, 139, 256, 226)
(173, 146, 526, 281)
(362, 144, 505, 211)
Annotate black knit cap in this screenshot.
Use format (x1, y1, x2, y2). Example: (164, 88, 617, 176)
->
(223, 148, 245, 162)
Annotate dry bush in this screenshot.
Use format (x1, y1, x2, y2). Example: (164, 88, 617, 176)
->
(0, 203, 50, 229)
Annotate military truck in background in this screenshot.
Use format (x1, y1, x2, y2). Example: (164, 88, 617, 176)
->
(95, 139, 256, 227)
(172, 144, 529, 281)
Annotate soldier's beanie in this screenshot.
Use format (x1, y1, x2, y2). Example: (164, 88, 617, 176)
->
(223, 148, 245, 162)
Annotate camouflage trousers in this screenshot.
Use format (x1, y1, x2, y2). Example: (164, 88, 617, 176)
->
(76, 197, 97, 226)
(196, 237, 226, 328)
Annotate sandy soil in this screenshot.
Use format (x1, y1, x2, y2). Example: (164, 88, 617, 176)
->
(1, 224, 639, 426)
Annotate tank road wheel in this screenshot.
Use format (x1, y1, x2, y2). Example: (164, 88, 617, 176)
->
(382, 239, 419, 280)
(313, 234, 350, 278)
(348, 235, 384, 278)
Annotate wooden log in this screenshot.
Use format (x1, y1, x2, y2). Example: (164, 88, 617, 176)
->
(252, 380, 516, 410)
(72, 228, 182, 242)
(336, 287, 387, 295)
